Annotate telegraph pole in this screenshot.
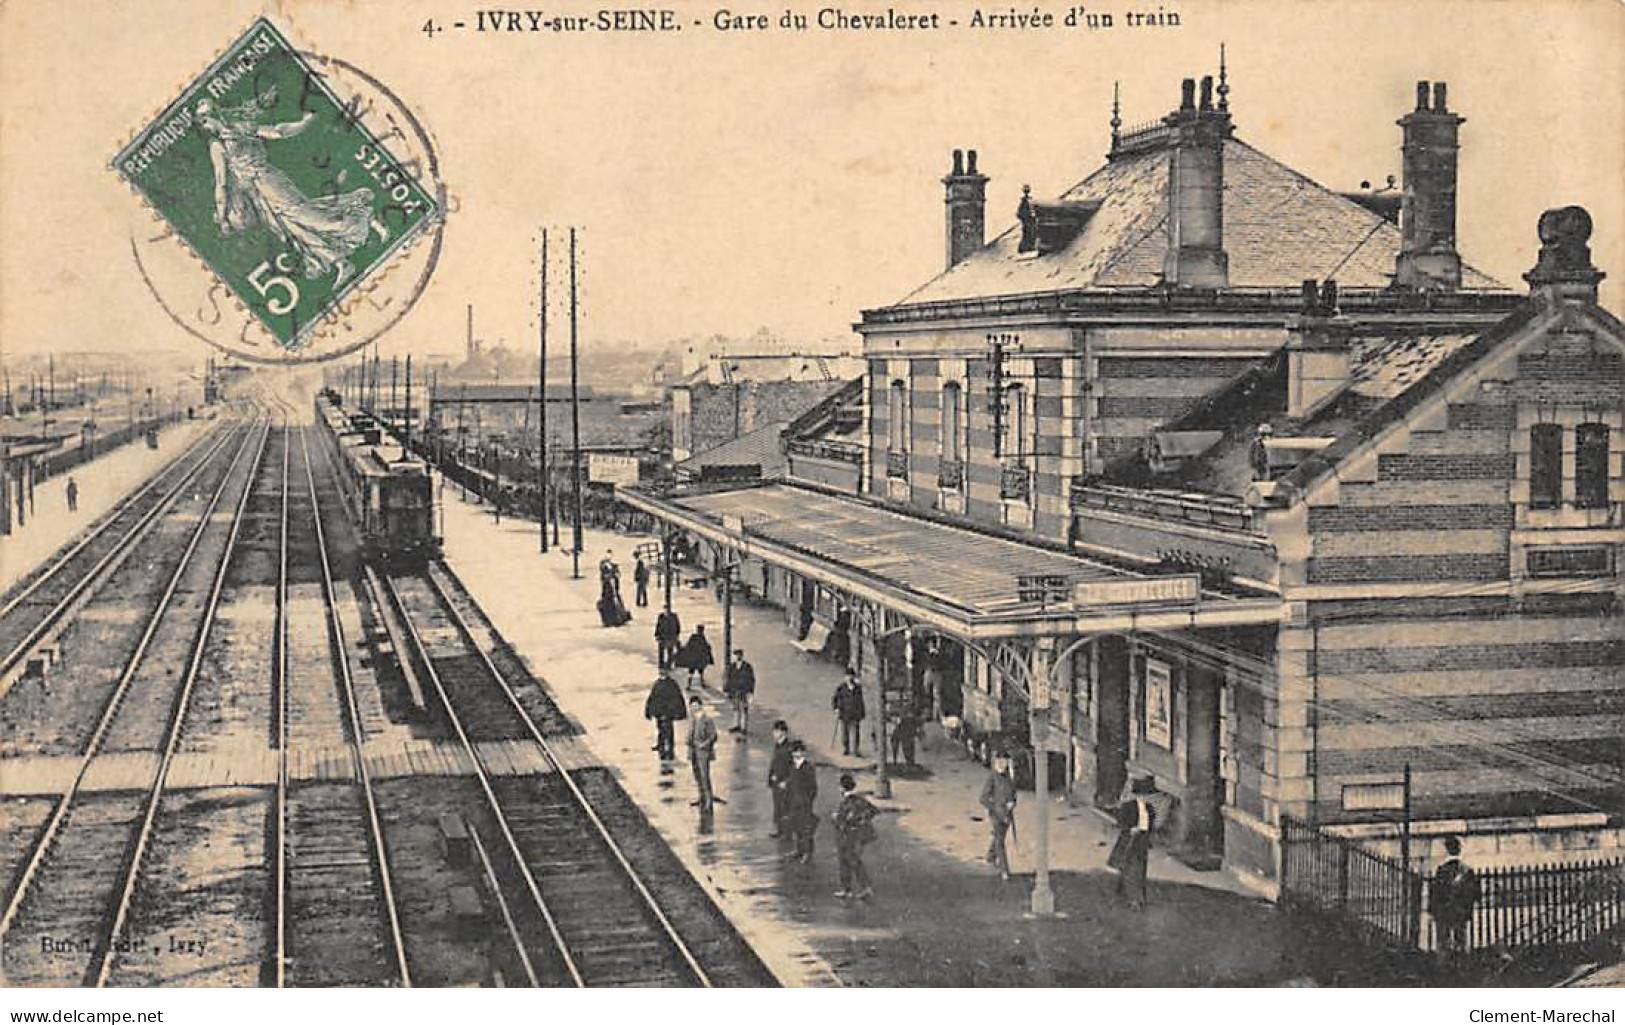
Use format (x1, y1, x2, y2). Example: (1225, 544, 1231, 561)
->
(404, 355, 413, 454)
(568, 226, 584, 579)
(390, 356, 399, 435)
(538, 229, 549, 553)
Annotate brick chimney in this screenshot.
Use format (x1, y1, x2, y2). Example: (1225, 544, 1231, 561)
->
(1395, 81, 1464, 291)
(1162, 76, 1232, 289)
(1523, 205, 1605, 306)
(942, 148, 989, 270)
(1286, 279, 1353, 419)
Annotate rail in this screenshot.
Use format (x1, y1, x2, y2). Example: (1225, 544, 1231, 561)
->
(93, 419, 270, 986)
(375, 568, 576, 985)
(420, 562, 714, 987)
(0, 419, 258, 952)
(297, 425, 413, 986)
(0, 423, 232, 681)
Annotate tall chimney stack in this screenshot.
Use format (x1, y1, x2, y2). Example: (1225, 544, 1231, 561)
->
(1162, 76, 1232, 289)
(942, 147, 990, 270)
(1395, 80, 1465, 291)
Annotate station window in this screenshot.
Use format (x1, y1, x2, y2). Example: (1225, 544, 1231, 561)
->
(1004, 384, 1027, 460)
(888, 380, 908, 453)
(941, 382, 962, 463)
(1529, 423, 1562, 509)
(1575, 422, 1610, 509)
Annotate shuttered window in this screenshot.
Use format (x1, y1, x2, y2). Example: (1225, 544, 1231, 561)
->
(1575, 422, 1610, 509)
(1529, 423, 1562, 509)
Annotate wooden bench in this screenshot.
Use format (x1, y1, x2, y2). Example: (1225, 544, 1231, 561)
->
(790, 621, 831, 656)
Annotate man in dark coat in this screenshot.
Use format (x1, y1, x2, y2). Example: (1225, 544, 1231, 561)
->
(723, 649, 756, 735)
(654, 608, 682, 669)
(832, 773, 878, 900)
(831, 672, 866, 756)
(633, 555, 650, 607)
(784, 741, 819, 863)
(674, 625, 714, 688)
(766, 720, 793, 838)
(1430, 835, 1478, 959)
(643, 672, 687, 760)
(1109, 776, 1157, 908)
(980, 751, 1017, 880)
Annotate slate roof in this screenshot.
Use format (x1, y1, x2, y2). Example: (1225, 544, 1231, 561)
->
(896, 139, 1504, 307)
(677, 420, 789, 479)
(1108, 325, 1521, 497)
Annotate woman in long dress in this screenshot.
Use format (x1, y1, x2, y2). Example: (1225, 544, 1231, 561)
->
(197, 91, 386, 287)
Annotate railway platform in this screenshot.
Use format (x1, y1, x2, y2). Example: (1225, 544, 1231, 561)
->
(440, 491, 1310, 987)
(0, 416, 212, 596)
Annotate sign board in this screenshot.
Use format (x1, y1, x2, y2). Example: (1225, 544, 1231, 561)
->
(1143, 658, 1172, 749)
(1075, 574, 1199, 608)
(588, 453, 639, 485)
(1016, 574, 1072, 606)
(1341, 781, 1408, 813)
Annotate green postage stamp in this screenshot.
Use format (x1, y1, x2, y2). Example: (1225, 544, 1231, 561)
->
(114, 18, 439, 352)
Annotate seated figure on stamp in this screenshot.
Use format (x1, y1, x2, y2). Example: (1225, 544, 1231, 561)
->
(197, 87, 389, 287)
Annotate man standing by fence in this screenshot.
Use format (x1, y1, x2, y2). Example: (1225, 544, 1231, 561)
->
(1430, 836, 1477, 960)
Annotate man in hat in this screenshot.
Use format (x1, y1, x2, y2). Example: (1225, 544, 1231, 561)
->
(633, 553, 651, 607)
(766, 720, 794, 838)
(643, 671, 687, 760)
(832, 773, 878, 900)
(980, 751, 1018, 881)
(723, 648, 756, 736)
(831, 672, 866, 757)
(1248, 423, 1274, 482)
(686, 694, 719, 813)
(1108, 776, 1157, 908)
(1430, 835, 1478, 960)
(654, 606, 682, 669)
(784, 741, 819, 863)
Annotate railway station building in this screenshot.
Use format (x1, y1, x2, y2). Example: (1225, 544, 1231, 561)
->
(621, 71, 1625, 889)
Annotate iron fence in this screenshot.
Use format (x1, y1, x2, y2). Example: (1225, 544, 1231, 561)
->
(1282, 815, 1625, 961)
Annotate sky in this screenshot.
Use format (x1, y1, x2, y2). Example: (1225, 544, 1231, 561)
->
(1, 0, 1621, 365)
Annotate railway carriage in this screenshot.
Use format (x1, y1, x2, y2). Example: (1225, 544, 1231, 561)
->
(316, 391, 441, 566)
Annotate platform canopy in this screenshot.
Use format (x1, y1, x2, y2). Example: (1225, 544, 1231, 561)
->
(618, 483, 1281, 641)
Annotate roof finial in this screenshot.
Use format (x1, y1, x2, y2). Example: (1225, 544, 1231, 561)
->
(1217, 42, 1230, 111)
(1110, 81, 1122, 150)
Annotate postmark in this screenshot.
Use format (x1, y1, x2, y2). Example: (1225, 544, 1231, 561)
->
(114, 18, 444, 363)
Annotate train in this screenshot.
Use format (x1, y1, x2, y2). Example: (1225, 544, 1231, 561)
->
(315, 389, 441, 566)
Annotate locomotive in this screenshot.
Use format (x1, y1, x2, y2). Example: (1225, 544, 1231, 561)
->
(315, 390, 441, 566)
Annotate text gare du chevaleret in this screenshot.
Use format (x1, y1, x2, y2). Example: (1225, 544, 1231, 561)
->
(466, 6, 1178, 33)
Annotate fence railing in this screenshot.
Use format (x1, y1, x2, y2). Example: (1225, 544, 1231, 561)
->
(1281, 815, 1420, 949)
(1472, 858, 1624, 956)
(1281, 815, 1625, 961)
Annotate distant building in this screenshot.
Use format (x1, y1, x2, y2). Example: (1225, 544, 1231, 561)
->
(668, 352, 859, 463)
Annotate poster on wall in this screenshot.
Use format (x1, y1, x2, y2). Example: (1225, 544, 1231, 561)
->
(1145, 658, 1173, 749)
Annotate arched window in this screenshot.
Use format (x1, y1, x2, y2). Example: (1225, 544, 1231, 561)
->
(941, 382, 962, 464)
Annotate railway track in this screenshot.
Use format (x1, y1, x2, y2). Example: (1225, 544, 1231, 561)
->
(0, 422, 233, 685)
(278, 425, 409, 987)
(0, 417, 267, 987)
(382, 564, 776, 987)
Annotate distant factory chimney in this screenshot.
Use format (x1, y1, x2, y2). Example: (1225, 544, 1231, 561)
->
(942, 148, 990, 270)
(1395, 81, 1464, 291)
